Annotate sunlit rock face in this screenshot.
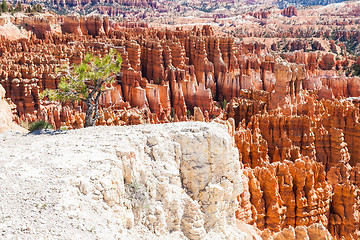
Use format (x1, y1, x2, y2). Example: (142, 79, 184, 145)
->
(0, 122, 256, 239)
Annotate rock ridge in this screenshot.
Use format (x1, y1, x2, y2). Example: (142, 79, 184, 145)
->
(0, 122, 255, 240)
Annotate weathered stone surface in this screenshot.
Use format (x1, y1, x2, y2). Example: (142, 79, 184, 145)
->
(272, 223, 333, 240)
(1, 12, 360, 239)
(0, 122, 253, 240)
(0, 84, 26, 132)
(281, 6, 298, 17)
(319, 53, 336, 71)
(61, 15, 82, 35)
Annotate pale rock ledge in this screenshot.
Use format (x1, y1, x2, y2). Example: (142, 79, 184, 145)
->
(0, 122, 256, 239)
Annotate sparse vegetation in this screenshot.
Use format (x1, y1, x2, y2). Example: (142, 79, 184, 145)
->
(187, 109, 192, 119)
(220, 99, 227, 110)
(41, 49, 122, 128)
(125, 182, 149, 210)
(353, 63, 360, 76)
(170, 107, 175, 120)
(15, 1, 22, 12)
(20, 120, 29, 130)
(346, 63, 360, 77)
(60, 125, 69, 131)
(1, 0, 8, 12)
(0, 1, 43, 13)
(155, 78, 162, 85)
(28, 120, 54, 133)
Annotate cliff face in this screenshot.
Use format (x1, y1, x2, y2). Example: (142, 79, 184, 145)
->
(0, 84, 25, 132)
(281, 6, 297, 17)
(232, 90, 360, 239)
(267, 223, 334, 240)
(0, 122, 256, 240)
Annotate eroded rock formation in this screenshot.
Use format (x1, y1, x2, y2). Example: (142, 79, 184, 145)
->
(232, 91, 360, 239)
(0, 14, 360, 239)
(0, 84, 26, 132)
(0, 122, 257, 239)
(281, 6, 298, 17)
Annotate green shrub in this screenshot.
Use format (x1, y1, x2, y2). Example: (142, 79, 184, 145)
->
(220, 99, 227, 110)
(29, 120, 53, 133)
(352, 63, 360, 77)
(186, 109, 192, 119)
(170, 107, 175, 119)
(155, 78, 162, 85)
(60, 125, 68, 131)
(19, 120, 29, 130)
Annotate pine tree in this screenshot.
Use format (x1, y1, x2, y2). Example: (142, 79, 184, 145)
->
(41, 49, 122, 127)
(15, 1, 22, 12)
(34, 4, 42, 12)
(1, 0, 8, 12)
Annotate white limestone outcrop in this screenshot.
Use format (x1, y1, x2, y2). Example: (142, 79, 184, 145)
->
(0, 122, 254, 239)
(0, 84, 25, 132)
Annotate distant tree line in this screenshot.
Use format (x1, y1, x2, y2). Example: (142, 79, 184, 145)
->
(0, 1, 43, 13)
(277, 0, 347, 9)
(345, 63, 360, 77)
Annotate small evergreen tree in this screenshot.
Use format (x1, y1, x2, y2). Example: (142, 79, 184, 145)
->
(34, 4, 42, 12)
(352, 63, 360, 77)
(1, 0, 8, 12)
(41, 49, 122, 128)
(15, 1, 22, 12)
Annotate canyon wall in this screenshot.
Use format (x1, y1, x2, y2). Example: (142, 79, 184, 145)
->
(0, 14, 359, 239)
(231, 91, 360, 239)
(0, 84, 25, 132)
(3, 16, 359, 131)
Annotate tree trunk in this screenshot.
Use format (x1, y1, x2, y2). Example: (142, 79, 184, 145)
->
(84, 99, 95, 127)
(84, 91, 102, 127)
(93, 92, 101, 125)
